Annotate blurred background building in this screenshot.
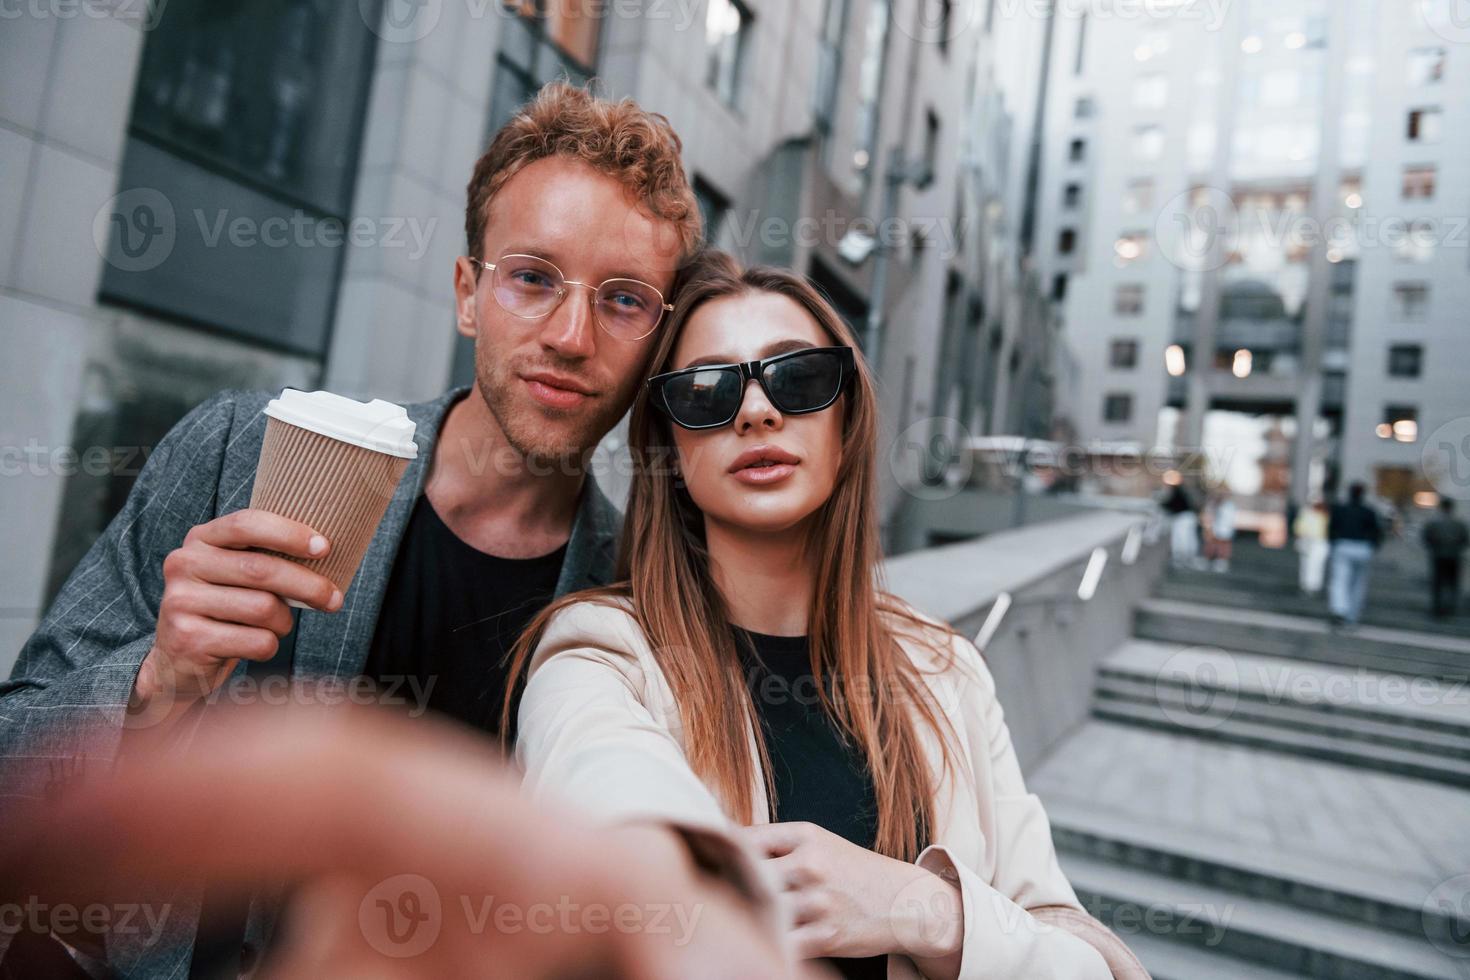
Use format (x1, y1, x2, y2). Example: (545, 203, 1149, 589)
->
(0, 0, 1000, 662)
(1036, 0, 1470, 533)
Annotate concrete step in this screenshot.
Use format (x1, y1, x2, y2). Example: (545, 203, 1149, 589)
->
(1118, 930, 1311, 980)
(1030, 721, 1470, 968)
(1091, 641, 1470, 784)
(1134, 598, 1470, 683)
(1096, 648, 1470, 743)
(1156, 576, 1470, 638)
(1092, 697, 1470, 787)
(1059, 850, 1467, 980)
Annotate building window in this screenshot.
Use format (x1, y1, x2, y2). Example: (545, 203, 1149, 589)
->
(1403, 165, 1437, 200)
(1132, 74, 1168, 110)
(1388, 343, 1423, 378)
(1058, 228, 1078, 255)
(1103, 393, 1134, 423)
(706, 0, 752, 109)
(1052, 274, 1069, 301)
(1075, 96, 1095, 119)
(1115, 284, 1145, 315)
(924, 109, 941, 177)
(813, 0, 850, 161)
(1407, 47, 1447, 85)
(1122, 179, 1154, 215)
(852, 0, 890, 182)
(1257, 69, 1303, 108)
(937, 0, 953, 55)
(1135, 30, 1169, 62)
(1069, 138, 1086, 163)
(490, 4, 601, 132)
(1406, 107, 1443, 143)
(1132, 125, 1165, 161)
(1395, 221, 1437, 264)
(1114, 231, 1148, 265)
(693, 175, 731, 247)
(1110, 339, 1140, 369)
(1075, 12, 1088, 74)
(1063, 183, 1082, 209)
(1378, 405, 1419, 443)
(1392, 282, 1430, 321)
(101, 0, 381, 355)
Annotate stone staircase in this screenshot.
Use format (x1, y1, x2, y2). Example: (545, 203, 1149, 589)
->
(1032, 539, 1470, 979)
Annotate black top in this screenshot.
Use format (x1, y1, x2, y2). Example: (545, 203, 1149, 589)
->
(1423, 516, 1470, 558)
(1328, 501, 1382, 546)
(361, 494, 566, 739)
(736, 628, 887, 980)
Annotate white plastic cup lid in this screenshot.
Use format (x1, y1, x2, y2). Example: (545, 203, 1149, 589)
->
(264, 389, 418, 459)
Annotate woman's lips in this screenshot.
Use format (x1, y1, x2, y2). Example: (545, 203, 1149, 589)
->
(730, 461, 798, 485)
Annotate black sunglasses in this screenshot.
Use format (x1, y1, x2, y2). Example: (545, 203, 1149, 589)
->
(647, 346, 857, 431)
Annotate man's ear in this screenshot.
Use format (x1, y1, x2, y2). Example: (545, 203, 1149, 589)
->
(454, 257, 478, 338)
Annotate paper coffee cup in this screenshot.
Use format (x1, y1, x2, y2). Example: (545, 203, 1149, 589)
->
(248, 389, 418, 608)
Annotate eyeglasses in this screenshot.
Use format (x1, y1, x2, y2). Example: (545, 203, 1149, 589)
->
(647, 347, 856, 430)
(473, 254, 673, 341)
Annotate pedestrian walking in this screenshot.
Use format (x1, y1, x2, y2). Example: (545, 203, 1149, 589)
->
(1421, 499, 1469, 618)
(1328, 483, 1382, 626)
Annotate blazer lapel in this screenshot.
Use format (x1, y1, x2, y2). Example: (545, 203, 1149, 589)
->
(553, 474, 620, 598)
(292, 386, 469, 680)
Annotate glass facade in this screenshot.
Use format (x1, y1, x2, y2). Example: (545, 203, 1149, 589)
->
(100, 0, 383, 356)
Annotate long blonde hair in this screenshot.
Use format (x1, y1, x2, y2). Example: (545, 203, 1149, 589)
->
(505, 250, 956, 860)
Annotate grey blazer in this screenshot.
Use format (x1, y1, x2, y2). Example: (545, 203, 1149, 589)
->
(0, 384, 621, 977)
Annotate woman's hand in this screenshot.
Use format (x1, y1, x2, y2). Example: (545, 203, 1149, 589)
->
(740, 822, 963, 976)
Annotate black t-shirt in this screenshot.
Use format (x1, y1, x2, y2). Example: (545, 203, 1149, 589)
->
(361, 494, 566, 739)
(736, 628, 887, 980)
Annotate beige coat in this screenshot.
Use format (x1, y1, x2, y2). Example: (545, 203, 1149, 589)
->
(516, 597, 1149, 979)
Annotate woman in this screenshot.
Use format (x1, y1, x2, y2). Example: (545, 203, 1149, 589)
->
(505, 252, 1145, 979)
(1294, 498, 1330, 595)
(1162, 484, 1198, 567)
(1204, 493, 1237, 572)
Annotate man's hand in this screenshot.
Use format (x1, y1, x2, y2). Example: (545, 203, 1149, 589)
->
(131, 509, 343, 719)
(0, 705, 820, 980)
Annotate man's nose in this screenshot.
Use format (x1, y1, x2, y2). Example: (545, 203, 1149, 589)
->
(537, 284, 598, 359)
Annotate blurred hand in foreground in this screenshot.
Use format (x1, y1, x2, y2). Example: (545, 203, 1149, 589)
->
(0, 704, 820, 980)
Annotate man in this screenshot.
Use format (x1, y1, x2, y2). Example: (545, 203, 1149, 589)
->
(1327, 482, 1382, 627)
(0, 81, 702, 977)
(1422, 498, 1469, 618)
